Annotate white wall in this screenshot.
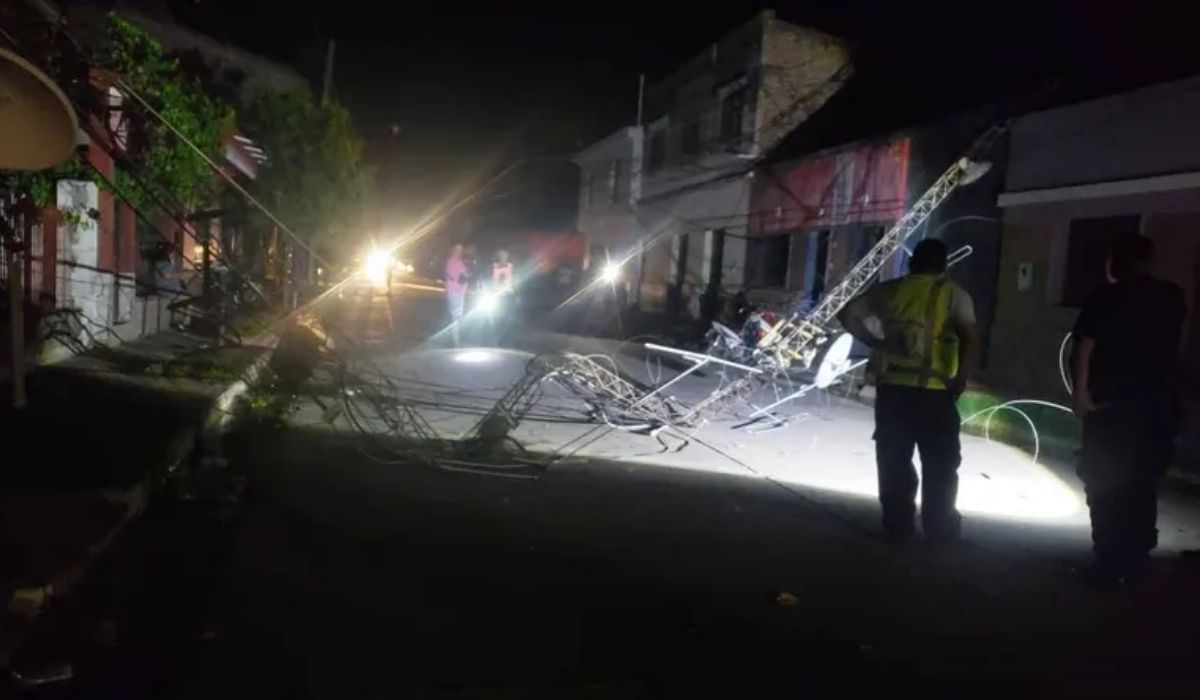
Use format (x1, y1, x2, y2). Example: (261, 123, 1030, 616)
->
(635, 175, 752, 308)
(56, 180, 111, 340)
(575, 127, 644, 266)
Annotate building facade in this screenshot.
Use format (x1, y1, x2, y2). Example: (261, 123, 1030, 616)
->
(2, 4, 286, 361)
(632, 10, 849, 313)
(987, 76, 1200, 408)
(573, 126, 643, 295)
(747, 110, 1006, 351)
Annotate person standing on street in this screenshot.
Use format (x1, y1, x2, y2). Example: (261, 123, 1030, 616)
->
(444, 244, 469, 346)
(839, 239, 980, 543)
(483, 249, 516, 345)
(492, 249, 514, 292)
(1073, 234, 1186, 586)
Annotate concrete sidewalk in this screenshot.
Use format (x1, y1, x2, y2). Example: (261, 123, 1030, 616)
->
(0, 329, 274, 669)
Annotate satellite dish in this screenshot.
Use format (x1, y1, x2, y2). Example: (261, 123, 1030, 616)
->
(0, 46, 78, 171)
(711, 321, 741, 345)
(814, 332, 855, 389)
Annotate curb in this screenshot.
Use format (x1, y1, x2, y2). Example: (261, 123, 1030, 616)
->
(206, 337, 278, 432)
(1, 339, 278, 670)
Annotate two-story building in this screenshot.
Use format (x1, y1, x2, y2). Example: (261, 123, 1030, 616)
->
(572, 126, 643, 299)
(7, 3, 295, 353)
(748, 98, 1007, 354)
(573, 10, 849, 315)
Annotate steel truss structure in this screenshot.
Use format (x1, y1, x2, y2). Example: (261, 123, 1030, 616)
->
(327, 126, 1007, 464)
(679, 126, 1006, 423)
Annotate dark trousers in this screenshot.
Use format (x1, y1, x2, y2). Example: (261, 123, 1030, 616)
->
(874, 384, 962, 539)
(1080, 400, 1177, 575)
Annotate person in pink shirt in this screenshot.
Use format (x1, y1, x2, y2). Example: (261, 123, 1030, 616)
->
(444, 244, 469, 345)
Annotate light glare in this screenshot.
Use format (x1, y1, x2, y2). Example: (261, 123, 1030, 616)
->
(364, 249, 391, 286)
(454, 349, 496, 364)
(475, 290, 501, 314)
(600, 262, 621, 283)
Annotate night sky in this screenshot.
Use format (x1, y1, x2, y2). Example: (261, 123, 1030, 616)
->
(146, 0, 1200, 230)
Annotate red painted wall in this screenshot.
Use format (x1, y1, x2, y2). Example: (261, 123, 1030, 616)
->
(38, 208, 58, 299)
(752, 138, 911, 234)
(116, 203, 136, 273)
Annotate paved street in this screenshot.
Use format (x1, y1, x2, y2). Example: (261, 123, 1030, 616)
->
(150, 281, 1200, 697)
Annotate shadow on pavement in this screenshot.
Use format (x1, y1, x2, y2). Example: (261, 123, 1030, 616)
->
(146, 424, 1200, 698)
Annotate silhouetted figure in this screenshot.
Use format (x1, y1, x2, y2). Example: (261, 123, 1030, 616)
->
(1073, 234, 1186, 586)
(444, 244, 468, 346)
(839, 239, 980, 543)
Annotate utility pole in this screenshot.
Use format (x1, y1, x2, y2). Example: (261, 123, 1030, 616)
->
(201, 222, 213, 305)
(636, 74, 645, 126)
(321, 39, 336, 105)
(3, 212, 27, 409)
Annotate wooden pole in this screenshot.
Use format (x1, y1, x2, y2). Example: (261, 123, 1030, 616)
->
(322, 39, 337, 105)
(7, 243, 26, 409)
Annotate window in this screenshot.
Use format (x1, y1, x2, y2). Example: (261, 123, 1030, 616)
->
(806, 230, 831, 303)
(581, 170, 592, 212)
(1061, 215, 1141, 306)
(647, 129, 666, 172)
(611, 160, 630, 204)
(681, 120, 701, 156)
(747, 234, 790, 288)
(851, 225, 885, 262)
(604, 163, 633, 206)
(720, 87, 748, 144)
(590, 166, 609, 208)
(587, 243, 607, 272)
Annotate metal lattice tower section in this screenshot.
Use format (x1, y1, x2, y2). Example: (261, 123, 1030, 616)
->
(776, 161, 970, 343)
(683, 126, 1005, 422)
(341, 363, 442, 446)
(462, 351, 683, 447)
(546, 353, 680, 428)
(464, 355, 553, 444)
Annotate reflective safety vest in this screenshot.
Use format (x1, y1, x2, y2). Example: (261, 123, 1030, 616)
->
(872, 274, 960, 390)
(492, 262, 514, 291)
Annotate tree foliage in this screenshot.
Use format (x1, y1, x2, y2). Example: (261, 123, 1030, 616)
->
(238, 90, 369, 251)
(2, 12, 368, 260)
(102, 13, 233, 210)
(2, 14, 232, 216)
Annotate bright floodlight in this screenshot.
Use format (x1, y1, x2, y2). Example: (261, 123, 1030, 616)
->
(959, 159, 993, 185)
(815, 333, 855, 388)
(475, 289, 501, 314)
(363, 249, 391, 286)
(600, 261, 621, 284)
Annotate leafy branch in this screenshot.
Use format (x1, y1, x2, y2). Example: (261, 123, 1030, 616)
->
(102, 13, 233, 212)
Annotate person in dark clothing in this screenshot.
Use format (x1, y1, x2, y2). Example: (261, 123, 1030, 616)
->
(1073, 233, 1187, 585)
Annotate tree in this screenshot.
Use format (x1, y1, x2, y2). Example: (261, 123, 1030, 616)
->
(102, 13, 233, 211)
(238, 90, 370, 258)
(2, 13, 230, 229)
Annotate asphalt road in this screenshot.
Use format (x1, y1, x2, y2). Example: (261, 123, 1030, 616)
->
(138, 281, 1200, 697)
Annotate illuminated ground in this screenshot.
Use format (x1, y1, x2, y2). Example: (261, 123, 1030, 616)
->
(318, 283, 1200, 547)
(352, 343, 1085, 524)
(159, 281, 1200, 696)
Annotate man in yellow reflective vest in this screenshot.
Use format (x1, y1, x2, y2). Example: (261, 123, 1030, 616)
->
(838, 239, 980, 542)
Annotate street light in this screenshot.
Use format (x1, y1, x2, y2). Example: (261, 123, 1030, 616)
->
(363, 249, 391, 287)
(599, 261, 621, 284)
